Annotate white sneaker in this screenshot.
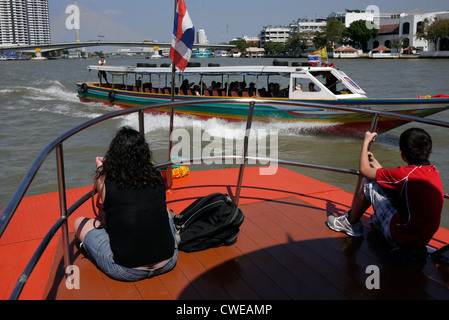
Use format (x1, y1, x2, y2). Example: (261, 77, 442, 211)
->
(327, 212, 363, 237)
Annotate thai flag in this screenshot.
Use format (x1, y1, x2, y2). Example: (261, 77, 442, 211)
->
(170, 0, 195, 71)
(308, 53, 320, 61)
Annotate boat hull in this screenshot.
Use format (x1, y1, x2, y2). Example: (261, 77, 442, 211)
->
(77, 83, 449, 136)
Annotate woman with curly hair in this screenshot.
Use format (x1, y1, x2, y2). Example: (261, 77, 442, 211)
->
(74, 127, 177, 281)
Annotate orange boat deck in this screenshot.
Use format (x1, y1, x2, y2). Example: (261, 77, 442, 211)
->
(1, 167, 449, 300)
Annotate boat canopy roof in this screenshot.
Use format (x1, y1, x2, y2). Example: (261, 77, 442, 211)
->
(88, 65, 328, 77)
(88, 64, 367, 97)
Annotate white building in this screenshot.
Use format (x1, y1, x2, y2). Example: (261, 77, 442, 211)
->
(327, 10, 375, 28)
(260, 26, 291, 47)
(327, 9, 398, 28)
(368, 10, 449, 52)
(0, 0, 50, 47)
(290, 20, 326, 35)
(289, 20, 327, 53)
(196, 28, 208, 45)
(242, 35, 260, 43)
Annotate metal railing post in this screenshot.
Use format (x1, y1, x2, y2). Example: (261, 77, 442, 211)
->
(234, 101, 255, 205)
(138, 110, 145, 136)
(350, 114, 379, 209)
(56, 144, 71, 275)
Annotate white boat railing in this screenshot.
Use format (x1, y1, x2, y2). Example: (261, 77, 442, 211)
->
(1, 98, 449, 300)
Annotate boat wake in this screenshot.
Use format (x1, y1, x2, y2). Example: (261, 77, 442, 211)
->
(3, 79, 78, 102)
(2, 78, 105, 119)
(27, 79, 79, 103)
(119, 112, 335, 140)
(2, 77, 345, 138)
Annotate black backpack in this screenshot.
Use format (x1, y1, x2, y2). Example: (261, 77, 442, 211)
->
(173, 193, 244, 253)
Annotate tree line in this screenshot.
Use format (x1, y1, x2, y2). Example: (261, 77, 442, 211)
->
(230, 17, 449, 55)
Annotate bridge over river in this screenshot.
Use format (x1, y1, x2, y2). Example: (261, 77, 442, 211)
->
(0, 41, 235, 53)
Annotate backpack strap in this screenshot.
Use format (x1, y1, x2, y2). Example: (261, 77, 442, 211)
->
(176, 193, 226, 220)
(175, 230, 182, 246)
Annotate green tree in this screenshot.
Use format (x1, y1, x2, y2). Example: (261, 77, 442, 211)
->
(343, 20, 378, 52)
(263, 41, 286, 55)
(313, 30, 327, 50)
(417, 17, 449, 48)
(326, 20, 345, 46)
(229, 38, 248, 52)
(285, 32, 309, 54)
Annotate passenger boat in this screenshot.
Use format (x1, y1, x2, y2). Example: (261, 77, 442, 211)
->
(192, 48, 212, 58)
(1, 51, 29, 60)
(77, 62, 449, 136)
(1, 99, 449, 301)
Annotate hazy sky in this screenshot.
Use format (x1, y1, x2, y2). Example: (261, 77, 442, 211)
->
(49, 0, 449, 44)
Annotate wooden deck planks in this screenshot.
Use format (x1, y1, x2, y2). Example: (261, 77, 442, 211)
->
(241, 198, 348, 299)
(190, 248, 261, 300)
(44, 194, 449, 300)
(243, 197, 373, 299)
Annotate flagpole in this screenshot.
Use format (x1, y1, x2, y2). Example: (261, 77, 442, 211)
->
(170, 0, 178, 104)
(166, 0, 178, 190)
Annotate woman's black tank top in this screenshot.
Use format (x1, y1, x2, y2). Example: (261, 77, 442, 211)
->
(104, 177, 174, 268)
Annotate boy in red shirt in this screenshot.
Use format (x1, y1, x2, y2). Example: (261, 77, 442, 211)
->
(327, 128, 444, 263)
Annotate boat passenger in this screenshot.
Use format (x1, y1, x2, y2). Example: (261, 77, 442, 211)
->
(272, 83, 285, 97)
(143, 82, 153, 92)
(248, 82, 257, 97)
(98, 57, 109, 84)
(309, 82, 316, 92)
(229, 81, 241, 96)
(215, 82, 223, 96)
(294, 84, 302, 92)
(208, 81, 217, 91)
(193, 85, 201, 96)
(180, 79, 191, 92)
(258, 88, 267, 97)
(267, 83, 275, 97)
(74, 127, 178, 281)
(199, 81, 208, 93)
(327, 128, 444, 265)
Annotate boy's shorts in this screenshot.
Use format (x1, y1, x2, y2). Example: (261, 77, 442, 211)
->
(364, 180, 396, 246)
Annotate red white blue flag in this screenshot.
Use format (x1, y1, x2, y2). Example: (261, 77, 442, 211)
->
(170, 0, 195, 71)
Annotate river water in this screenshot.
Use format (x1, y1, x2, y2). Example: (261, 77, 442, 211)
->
(1, 56, 448, 227)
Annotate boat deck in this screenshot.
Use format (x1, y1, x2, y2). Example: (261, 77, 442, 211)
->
(1, 167, 449, 300)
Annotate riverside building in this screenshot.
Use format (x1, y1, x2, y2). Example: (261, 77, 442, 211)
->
(260, 26, 291, 48)
(0, 0, 50, 47)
